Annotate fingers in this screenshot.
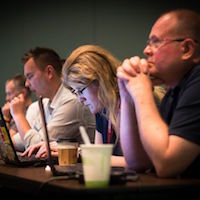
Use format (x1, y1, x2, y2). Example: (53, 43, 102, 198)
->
(119, 56, 149, 78)
(129, 56, 141, 73)
(50, 142, 58, 157)
(51, 151, 58, 157)
(117, 66, 131, 81)
(35, 142, 58, 158)
(10, 93, 24, 105)
(21, 145, 35, 157)
(35, 143, 58, 158)
(3, 102, 10, 109)
(121, 58, 138, 76)
(140, 58, 149, 75)
(21, 148, 29, 157)
(35, 143, 46, 158)
(10, 97, 20, 109)
(22, 142, 57, 159)
(21, 142, 43, 157)
(35, 148, 47, 158)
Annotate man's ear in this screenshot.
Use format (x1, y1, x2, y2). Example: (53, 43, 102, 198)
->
(45, 65, 54, 79)
(181, 39, 196, 60)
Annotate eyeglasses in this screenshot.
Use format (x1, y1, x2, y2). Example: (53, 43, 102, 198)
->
(71, 81, 94, 96)
(71, 86, 87, 96)
(146, 37, 186, 50)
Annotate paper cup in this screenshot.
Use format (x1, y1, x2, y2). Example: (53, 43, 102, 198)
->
(57, 141, 78, 166)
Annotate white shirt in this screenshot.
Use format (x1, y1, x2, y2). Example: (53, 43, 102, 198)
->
(14, 84, 95, 149)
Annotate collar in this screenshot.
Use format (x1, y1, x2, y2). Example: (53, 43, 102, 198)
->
(48, 84, 76, 111)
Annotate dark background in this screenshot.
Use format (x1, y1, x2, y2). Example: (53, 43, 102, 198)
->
(0, 0, 200, 104)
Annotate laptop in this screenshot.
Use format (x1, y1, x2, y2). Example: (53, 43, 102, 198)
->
(38, 96, 82, 177)
(0, 107, 46, 166)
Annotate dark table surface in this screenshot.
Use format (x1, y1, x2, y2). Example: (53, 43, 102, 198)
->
(0, 160, 200, 199)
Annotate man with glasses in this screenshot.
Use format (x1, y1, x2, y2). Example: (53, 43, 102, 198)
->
(117, 9, 200, 178)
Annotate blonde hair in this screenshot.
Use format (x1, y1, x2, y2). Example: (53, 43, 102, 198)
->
(62, 44, 121, 129)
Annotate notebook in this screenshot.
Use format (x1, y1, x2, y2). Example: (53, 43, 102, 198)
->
(0, 107, 46, 166)
(38, 96, 82, 177)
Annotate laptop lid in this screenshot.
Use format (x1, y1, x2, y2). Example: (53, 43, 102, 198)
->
(38, 96, 82, 176)
(38, 96, 59, 175)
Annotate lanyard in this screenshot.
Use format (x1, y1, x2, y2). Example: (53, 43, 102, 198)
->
(107, 119, 112, 144)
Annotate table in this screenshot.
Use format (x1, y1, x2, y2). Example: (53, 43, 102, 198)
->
(0, 160, 200, 199)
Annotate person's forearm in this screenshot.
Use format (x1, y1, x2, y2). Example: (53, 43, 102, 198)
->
(133, 89, 169, 165)
(120, 97, 152, 171)
(12, 114, 31, 141)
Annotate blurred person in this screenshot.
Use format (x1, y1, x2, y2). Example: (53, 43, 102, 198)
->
(62, 44, 165, 167)
(117, 9, 200, 177)
(2, 74, 32, 151)
(10, 47, 95, 158)
(2, 74, 32, 135)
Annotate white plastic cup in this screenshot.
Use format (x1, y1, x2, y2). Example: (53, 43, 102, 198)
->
(80, 144, 113, 188)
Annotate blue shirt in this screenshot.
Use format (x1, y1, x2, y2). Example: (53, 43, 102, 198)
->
(95, 111, 123, 156)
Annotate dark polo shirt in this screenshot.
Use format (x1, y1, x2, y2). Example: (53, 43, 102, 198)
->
(160, 64, 200, 178)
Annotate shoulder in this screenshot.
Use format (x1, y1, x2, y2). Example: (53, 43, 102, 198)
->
(153, 85, 166, 107)
(52, 84, 78, 107)
(27, 98, 49, 111)
(26, 101, 39, 113)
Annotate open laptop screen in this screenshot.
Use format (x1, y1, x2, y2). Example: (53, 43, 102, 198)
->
(0, 108, 18, 162)
(0, 107, 47, 166)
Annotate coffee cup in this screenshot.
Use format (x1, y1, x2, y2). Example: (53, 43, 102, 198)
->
(57, 140, 78, 166)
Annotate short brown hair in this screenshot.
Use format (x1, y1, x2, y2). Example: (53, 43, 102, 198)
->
(22, 47, 63, 76)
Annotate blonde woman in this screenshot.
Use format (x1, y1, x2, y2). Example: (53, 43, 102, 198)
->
(62, 44, 165, 167)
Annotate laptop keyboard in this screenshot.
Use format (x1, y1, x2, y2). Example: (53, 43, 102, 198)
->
(18, 154, 40, 162)
(15, 152, 47, 166)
